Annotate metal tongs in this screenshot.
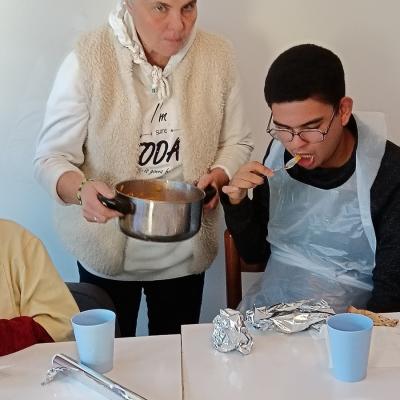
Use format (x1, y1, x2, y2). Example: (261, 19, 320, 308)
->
(42, 353, 148, 400)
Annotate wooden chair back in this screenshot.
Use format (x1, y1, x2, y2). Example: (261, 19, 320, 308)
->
(224, 229, 266, 309)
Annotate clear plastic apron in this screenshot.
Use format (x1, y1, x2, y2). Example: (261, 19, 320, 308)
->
(240, 113, 387, 313)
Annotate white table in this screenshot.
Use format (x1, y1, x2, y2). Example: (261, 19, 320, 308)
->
(181, 317, 400, 400)
(0, 335, 182, 400)
(2, 317, 399, 400)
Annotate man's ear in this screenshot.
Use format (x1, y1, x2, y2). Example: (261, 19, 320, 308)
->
(338, 97, 353, 126)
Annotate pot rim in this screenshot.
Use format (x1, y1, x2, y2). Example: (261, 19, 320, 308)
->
(114, 179, 206, 204)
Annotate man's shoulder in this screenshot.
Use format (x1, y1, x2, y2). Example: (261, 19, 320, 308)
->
(385, 139, 400, 155)
(378, 140, 400, 178)
(372, 139, 400, 201)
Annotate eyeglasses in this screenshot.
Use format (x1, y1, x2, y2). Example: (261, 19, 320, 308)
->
(266, 108, 337, 144)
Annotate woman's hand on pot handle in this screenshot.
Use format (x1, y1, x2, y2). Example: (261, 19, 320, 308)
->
(197, 167, 229, 211)
(80, 180, 122, 223)
(222, 161, 273, 205)
(56, 171, 122, 223)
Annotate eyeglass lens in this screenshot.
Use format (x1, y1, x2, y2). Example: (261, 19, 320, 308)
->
(270, 129, 325, 143)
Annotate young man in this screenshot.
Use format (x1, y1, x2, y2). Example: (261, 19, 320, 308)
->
(222, 44, 400, 313)
(0, 219, 79, 356)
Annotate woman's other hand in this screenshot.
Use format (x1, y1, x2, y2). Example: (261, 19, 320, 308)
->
(197, 167, 229, 211)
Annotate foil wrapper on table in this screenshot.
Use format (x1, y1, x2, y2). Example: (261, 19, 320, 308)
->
(41, 353, 148, 400)
(245, 299, 335, 333)
(212, 308, 253, 355)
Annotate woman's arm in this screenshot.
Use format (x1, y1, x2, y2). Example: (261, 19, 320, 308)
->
(34, 52, 121, 222)
(210, 67, 254, 180)
(33, 51, 89, 204)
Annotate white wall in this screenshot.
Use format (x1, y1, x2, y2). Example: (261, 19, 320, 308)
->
(1, 0, 399, 335)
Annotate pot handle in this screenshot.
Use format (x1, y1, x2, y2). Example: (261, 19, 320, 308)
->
(204, 185, 217, 205)
(97, 194, 135, 215)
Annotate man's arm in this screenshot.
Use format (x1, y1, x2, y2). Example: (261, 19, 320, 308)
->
(368, 141, 400, 312)
(221, 178, 271, 264)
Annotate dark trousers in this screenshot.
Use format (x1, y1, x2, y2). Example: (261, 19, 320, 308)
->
(77, 262, 205, 337)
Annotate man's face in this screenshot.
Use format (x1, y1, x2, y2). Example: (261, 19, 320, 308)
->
(270, 98, 353, 169)
(127, 0, 197, 67)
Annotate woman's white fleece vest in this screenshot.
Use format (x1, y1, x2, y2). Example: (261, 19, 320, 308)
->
(54, 27, 236, 276)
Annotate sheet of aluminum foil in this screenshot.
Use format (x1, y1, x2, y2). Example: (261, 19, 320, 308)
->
(245, 299, 335, 334)
(212, 308, 253, 355)
(41, 353, 148, 400)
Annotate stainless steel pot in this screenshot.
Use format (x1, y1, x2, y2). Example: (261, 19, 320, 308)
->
(98, 179, 216, 242)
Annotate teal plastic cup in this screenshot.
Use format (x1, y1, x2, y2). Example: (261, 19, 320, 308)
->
(327, 313, 373, 382)
(71, 309, 116, 373)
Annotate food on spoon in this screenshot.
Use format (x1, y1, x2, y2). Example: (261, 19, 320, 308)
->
(283, 154, 302, 169)
(293, 154, 302, 162)
(347, 305, 398, 327)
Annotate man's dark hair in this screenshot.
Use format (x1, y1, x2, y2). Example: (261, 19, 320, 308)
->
(264, 44, 345, 108)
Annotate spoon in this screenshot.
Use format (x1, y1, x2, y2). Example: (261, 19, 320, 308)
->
(272, 154, 302, 172)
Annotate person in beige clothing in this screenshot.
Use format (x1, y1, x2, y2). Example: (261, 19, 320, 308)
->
(34, 0, 253, 337)
(0, 219, 79, 356)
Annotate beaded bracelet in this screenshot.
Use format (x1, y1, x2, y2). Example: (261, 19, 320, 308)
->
(76, 178, 94, 205)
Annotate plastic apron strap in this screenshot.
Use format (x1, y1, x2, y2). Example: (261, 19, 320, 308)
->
(354, 112, 387, 252)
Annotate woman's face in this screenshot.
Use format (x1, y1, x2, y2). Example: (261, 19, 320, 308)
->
(126, 0, 197, 68)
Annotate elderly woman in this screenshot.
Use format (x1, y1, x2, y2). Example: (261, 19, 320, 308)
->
(1, 219, 78, 355)
(34, 0, 253, 336)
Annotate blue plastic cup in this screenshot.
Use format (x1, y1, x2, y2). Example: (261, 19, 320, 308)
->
(71, 309, 116, 373)
(327, 313, 373, 382)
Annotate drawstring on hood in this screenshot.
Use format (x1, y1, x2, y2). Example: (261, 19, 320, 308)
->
(108, 0, 196, 101)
